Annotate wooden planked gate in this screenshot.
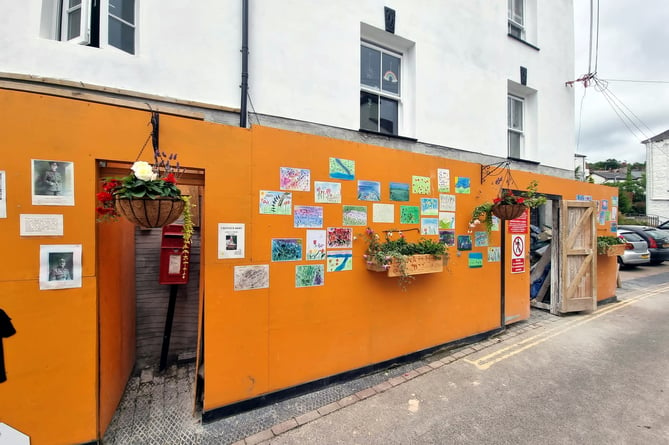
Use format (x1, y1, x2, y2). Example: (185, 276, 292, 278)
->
(558, 200, 597, 313)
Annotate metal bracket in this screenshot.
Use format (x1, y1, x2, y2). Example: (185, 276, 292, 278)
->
(481, 161, 510, 185)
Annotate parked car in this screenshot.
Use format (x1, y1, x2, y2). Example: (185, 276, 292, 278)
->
(616, 231, 650, 267)
(617, 225, 669, 265)
(657, 220, 669, 231)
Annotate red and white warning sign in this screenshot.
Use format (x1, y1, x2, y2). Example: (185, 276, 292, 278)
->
(511, 234, 526, 274)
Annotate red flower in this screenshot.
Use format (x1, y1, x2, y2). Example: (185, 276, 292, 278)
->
(103, 179, 122, 192)
(516, 197, 525, 204)
(163, 173, 177, 184)
(96, 191, 113, 202)
(493, 197, 501, 204)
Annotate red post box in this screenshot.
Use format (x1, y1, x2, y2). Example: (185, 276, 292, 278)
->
(159, 224, 190, 285)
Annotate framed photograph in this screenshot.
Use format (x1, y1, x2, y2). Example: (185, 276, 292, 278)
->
(0, 170, 6, 218)
(31, 159, 75, 206)
(39, 244, 82, 290)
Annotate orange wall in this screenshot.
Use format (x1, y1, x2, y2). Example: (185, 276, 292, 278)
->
(0, 89, 619, 442)
(596, 255, 618, 302)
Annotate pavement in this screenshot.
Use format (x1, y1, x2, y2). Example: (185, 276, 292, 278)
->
(102, 264, 668, 445)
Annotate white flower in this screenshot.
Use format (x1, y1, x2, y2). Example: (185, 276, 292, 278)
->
(131, 161, 156, 181)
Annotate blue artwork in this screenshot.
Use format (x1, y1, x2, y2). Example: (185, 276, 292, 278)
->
(457, 235, 472, 251)
(271, 238, 303, 262)
(389, 182, 410, 201)
(420, 198, 439, 215)
(294, 205, 323, 228)
(357, 180, 381, 201)
(329, 157, 355, 180)
(475, 231, 489, 247)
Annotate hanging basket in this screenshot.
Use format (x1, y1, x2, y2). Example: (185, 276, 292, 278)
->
(491, 203, 527, 220)
(115, 197, 185, 228)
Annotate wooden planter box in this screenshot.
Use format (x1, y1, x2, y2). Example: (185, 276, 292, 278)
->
(598, 244, 626, 257)
(366, 254, 444, 277)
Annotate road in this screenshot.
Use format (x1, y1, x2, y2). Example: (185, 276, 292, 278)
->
(267, 264, 669, 444)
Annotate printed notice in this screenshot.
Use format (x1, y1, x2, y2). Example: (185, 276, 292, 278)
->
(218, 223, 245, 259)
(20, 214, 64, 236)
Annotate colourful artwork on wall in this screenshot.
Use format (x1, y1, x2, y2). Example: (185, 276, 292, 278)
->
(612, 196, 618, 206)
(455, 177, 470, 194)
(327, 227, 353, 248)
(280, 167, 310, 191)
(598, 211, 606, 225)
(491, 216, 500, 231)
(438, 211, 455, 229)
(457, 235, 472, 251)
(400, 205, 420, 224)
(412, 176, 431, 195)
(439, 229, 455, 246)
(329, 157, 355, 180)
(271, 238, 303, 262)
(611, 207, 618, 221)
(295, 264, 324, 287)
(372, 203, 395, 223)
(389, 182, 410, 201)
(468, 252, 483, 268)
(315, 181, 342, 204)
(294, 205, 323, 228)
(357, 180, 381, 201)
(601, 199, 609, 210)
(234, 265, 270, 291)
(327, 250, 353, 272)
(342, 205, 367, 226)
(439, 194, 456, 211)
(421, 218, 439, 235)
(610, 222, 617, 232)
(420, 198, 438, 215)
(259, 191, 292, 215)
(474, 231, 489, 247)
(488, 247, 501, 262)
(437, 168, 450, 193)
(306, 230, 327, 260)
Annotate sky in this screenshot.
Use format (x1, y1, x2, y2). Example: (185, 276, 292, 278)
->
(572, 0, 669, 164)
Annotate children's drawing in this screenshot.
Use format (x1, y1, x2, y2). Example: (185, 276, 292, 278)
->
(259, 191, 292, 215)
(294, 205, 323, 228)
(468, 252, 483, 268)
(342, 205, 367, 226)
(439, 229, 455, 246)
(457, 235, 472, 251)
(400, 206, 420, 224)
(475, 231, 489, 247)
(601, 199, 609, 210)
(439, 194, 456, 211)
(437, 168, 450, 193)
(420, 198, 438, 216)
(327, 227, 353, 249)
(327, 250, 353, 272)
(488, 247, 501, 262)
(598, 211, 606, 225)
(389, 182, 410, 201)
(421, 218, 439, 235)
(296, 264, 325, 287)
(271, 238, 303, 262)
(412, 176, 431, 195)
(438, 211, 456, 229)
(315, 181, 342, 203)
(280, 167, 310, 191)
(611, 207, 618, 221)
(373, 203, 395, 223)
(306, 230, 327, 260)
(329, 157, 355, 180)
(357, 180, 381, 201)
(455, 177, 470, 194)
(610, 222, 617, 232)
(612, 196, 618, 206)
(234, 265, 270, 291)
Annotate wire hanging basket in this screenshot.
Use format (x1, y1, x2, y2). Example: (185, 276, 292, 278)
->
(491, 202, 527, 220)
(115, 197, 185, 228)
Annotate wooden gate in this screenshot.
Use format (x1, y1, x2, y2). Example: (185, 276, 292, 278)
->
(559, 200, 597, 313)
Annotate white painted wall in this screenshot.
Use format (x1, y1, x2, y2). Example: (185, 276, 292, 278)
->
(0, 0, 576, 170)
(646, 139, 669, 218)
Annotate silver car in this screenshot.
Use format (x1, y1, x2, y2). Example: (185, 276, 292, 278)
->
(617, 231, 650, 267)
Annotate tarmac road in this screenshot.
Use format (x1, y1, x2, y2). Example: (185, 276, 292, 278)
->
(266, 265, 669, 444)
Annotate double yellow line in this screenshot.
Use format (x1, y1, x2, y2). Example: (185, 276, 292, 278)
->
(464, 283, 669, 370)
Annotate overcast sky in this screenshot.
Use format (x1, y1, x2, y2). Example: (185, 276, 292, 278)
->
(572, 1, 669, 164)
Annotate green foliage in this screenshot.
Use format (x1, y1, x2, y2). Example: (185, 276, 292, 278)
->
(597, 236, 624, 249)
(114, 174, 181, 199)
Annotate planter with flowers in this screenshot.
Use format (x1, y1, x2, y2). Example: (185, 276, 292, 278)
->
(597, 235, 626, 256)
(470, 180, 547, 232)
(96, 154, 194, 277)
(361, 227, 448, 288)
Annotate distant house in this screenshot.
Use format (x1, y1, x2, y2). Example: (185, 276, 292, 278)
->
(644, 129, 669, 219)
(590, 169, 643, 185)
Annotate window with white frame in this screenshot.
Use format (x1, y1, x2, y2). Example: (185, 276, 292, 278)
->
(360, 43, 401, 135)
(54, 0, 136, 54)
(508, 0, 524, 39)
(508, 95, 524, 158)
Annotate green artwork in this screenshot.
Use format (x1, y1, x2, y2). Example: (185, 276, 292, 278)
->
(329, 158, 355, 180)
(400, 206, 420, 224)
(389, 182, 410, 201)
(412, 176, 431, 195)
(295, 264, 325, 287)
(342, 205, 367, 226)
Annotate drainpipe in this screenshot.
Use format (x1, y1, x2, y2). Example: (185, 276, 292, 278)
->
(240, 0, 249, 128)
